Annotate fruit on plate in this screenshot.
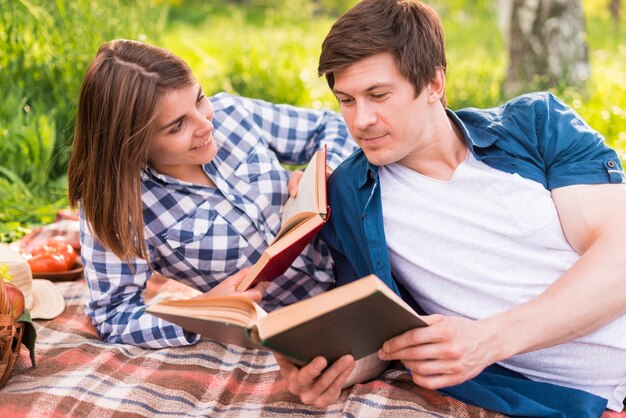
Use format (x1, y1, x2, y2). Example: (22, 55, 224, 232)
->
(26, 236, 78, 272)
(4, 282, 25, 320)
(28, 252, 68, 273)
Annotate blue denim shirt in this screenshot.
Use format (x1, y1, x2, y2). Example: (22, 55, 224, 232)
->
(321, 92, 624, 292)
(319, 92, 623, 417)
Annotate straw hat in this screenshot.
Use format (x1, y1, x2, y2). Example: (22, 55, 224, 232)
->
(0, 244, 65, 320)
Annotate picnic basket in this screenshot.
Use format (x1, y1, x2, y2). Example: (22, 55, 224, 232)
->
(0, 272, 25, 389)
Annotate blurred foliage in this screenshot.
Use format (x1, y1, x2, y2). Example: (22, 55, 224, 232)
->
(0, 0, 167, 241)
(1, 0, 625, 241)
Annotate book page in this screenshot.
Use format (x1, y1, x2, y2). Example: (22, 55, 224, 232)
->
(281, 148, 326, 226)
(282, 160, 318, 225)
(147, 295, 264, 328)
(342, 353, 389, 388)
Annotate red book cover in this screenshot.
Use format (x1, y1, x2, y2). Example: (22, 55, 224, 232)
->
(236, 147, 328, 292)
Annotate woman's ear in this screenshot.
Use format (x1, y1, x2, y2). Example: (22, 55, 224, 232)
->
(427, 67, 446, 103)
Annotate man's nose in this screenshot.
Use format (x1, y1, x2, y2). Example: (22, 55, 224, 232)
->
(353, 102, 377, 130)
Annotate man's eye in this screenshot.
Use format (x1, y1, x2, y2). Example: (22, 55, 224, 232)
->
(338, 97, 353, 105)
(371, 93, 388, 100)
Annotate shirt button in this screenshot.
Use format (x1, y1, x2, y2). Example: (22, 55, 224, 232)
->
(259, 225, 265, 232)
(228, 194, 235, 200)
(607, 161, 616, 168)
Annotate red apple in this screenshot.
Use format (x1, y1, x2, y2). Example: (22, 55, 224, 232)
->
(4, 282, 25, 320)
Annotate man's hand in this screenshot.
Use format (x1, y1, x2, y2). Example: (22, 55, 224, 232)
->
(194, 267, 269, 303)
(275, 354, 355, 407)
(378, 314, 500, 390)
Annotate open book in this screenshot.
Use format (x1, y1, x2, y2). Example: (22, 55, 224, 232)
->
(147, 274, 428, 366)
(235, 147, 329, 292)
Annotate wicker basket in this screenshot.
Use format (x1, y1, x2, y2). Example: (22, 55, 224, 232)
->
(0, 278, 24, 389)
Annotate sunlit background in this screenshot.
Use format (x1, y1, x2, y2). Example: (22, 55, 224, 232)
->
(1, 0, 624, 240)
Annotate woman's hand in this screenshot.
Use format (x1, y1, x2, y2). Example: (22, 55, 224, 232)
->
(287, 170, 304, 198)
(287, 166, 333, 198)
(194, 267, 269, 302)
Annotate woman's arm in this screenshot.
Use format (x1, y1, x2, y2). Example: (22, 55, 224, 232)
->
(212, 93, 357, 170)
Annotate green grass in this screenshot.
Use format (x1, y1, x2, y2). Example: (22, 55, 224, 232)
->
(1, 0, 625, 241)
(0, 0, 167, 242)
(163, 0, 626, 159)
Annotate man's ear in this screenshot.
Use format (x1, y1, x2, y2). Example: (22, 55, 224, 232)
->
(427, 67, 446, 103)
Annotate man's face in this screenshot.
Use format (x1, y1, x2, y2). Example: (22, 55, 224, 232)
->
(332, 52, 437, 167)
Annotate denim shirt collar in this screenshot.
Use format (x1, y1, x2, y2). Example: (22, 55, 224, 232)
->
(446, 108, 498, 150)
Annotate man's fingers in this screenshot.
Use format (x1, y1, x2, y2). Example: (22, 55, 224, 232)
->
(402, 358, 463, 377)
(275, 354, 300, 381)
(403, 360, 470, 390)
(275, 354, 354, 407)
(317, 356, 354, 397)
(310, 355, 353, 393)
(301, 355, 354, 407)
(381, 315, 447, 354)
(294, 356, 327, 388)
(379, 341, 452, 361)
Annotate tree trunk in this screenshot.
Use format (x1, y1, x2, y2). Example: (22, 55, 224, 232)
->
(502, 0, 590, 97)
(609, 0, 621, 25)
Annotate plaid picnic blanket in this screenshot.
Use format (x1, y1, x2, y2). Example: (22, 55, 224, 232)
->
(0, 279, 622, 418)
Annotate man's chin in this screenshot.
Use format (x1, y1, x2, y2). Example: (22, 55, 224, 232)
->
(362, 150, 393, 167)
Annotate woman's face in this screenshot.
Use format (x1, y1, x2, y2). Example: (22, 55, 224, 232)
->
(148, 83, 217, 180)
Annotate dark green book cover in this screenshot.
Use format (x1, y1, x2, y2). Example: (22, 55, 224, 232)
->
(250, 281, 427, 365)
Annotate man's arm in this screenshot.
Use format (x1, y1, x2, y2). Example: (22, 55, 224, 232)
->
(502, 183, 626, 348)
(378, 183, 626, 390)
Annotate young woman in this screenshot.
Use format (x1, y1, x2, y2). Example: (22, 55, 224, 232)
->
(68, 39, 356, 348)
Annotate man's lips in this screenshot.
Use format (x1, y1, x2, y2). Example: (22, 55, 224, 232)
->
(359, 133, 388, 142)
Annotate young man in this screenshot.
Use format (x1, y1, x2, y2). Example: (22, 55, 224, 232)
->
(275, 0, 626, 415)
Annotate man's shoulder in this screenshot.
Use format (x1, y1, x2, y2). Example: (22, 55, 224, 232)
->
(329, 149, 368, 189)
(456, 92, 557, 122)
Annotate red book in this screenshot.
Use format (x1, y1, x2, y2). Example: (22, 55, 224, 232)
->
(236, 147, 329, 292)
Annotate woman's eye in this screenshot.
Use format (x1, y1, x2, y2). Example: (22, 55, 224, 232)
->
(196, 93, 206, 104)
(169, 119, 184, 134)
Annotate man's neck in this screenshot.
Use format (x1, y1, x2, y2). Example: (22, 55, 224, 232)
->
(399, 115, 468, 181)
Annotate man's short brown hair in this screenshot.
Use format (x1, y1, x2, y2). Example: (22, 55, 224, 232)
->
(319, 0, 447, 105)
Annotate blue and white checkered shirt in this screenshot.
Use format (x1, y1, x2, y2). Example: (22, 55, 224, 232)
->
(81, 93, 357, 348)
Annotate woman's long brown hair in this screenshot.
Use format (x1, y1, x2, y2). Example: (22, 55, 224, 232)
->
(68, 40, 194, 264)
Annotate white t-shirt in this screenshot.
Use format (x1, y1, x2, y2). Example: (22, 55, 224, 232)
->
(379, 152, 626, 411)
